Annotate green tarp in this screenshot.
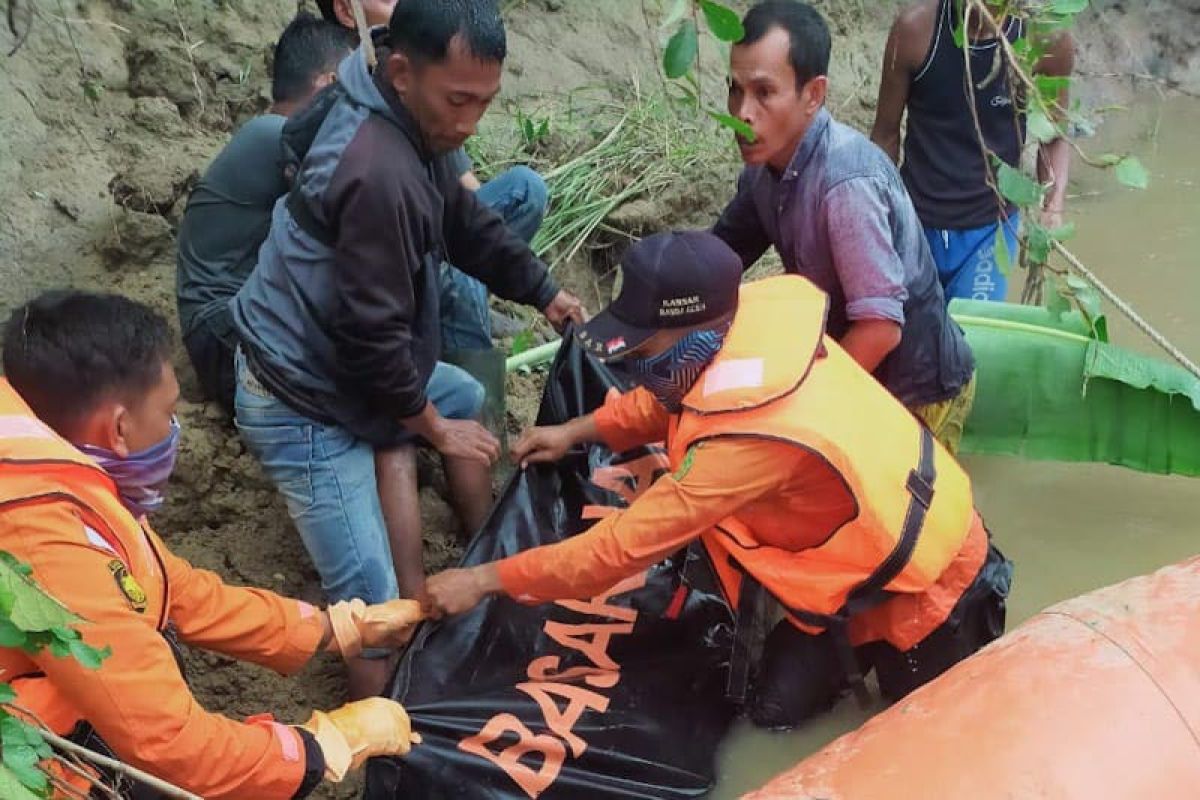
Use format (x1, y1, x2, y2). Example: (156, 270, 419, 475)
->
(952, 299, 1200, 477)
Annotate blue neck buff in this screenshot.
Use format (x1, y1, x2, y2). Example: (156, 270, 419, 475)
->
(78, 417, 181, 518)
(627, 323, 731, 412)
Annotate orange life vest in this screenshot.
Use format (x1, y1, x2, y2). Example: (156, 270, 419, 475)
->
(668, 276, 976, 639)
(0, 380, 170, 731)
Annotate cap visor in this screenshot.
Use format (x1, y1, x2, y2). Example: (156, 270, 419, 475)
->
(575, 309, 657, 362)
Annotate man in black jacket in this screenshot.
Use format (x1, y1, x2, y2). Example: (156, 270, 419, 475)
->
(232, 0, 583, 698)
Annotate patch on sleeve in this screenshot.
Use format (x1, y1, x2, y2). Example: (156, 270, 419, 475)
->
(673, 444, 700, 482)
(83, 525, 118, 555)
(108, 560, 147, 613)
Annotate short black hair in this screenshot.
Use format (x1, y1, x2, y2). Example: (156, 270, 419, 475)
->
(272, 12, 357, 103)
(389, 0, 506, 65)
(741, 1, 831, 87)
(314, 0, 336, 22)
(2, 291, 173, 436)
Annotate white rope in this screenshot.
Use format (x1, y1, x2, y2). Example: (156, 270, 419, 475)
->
(1053, 240, 1200, 380)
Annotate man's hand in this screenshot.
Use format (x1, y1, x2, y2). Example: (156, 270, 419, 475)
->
(303, 698, 421, 782)
(542, 289, 587, 332)
(425, 565, 500, 618)
(511, 424, 575, 468)
(327, 599, 426, 659)
(430, 418, 500, 465)
(1039, 206, 1064, 231)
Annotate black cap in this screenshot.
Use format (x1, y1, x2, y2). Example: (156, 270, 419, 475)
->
(577, 231, 742, 361)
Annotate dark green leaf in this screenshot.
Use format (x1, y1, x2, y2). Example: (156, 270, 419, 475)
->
(1048, 0, 1089, 13)
(0, 683, 15, 704)
(0, 763, 44, 800)
(1094, 152, 1123, 167)
(995, 162, 1044, 207)
(1048, 222, 1077, 243)
(951, 18, 965, 49)
(705, 110, 755, 141)
(1026, 223, 1052, 266)
(994, 226, 1011, 276)
(699, 1, 744, 42)
(68, 639, 110, 670)
(0, 556, 81, 634)
(1115, 156, 1149, 189)
(510, 330, 536, 358)
(1026, 109, 1059, 144)
(2, 745, 47, 792)
(1034, 74, 1070, 104)
(1046, 284, 1072, 316)
(0, 619, 27, 648)
(664, 20, 699, 79)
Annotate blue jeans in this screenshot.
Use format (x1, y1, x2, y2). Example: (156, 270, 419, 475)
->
(233, 350, 484, 652)
(925, 212, 1020, 303)
(440, 166, 548, 350)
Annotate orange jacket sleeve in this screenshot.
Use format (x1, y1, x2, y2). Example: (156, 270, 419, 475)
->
(150, 527, 323, 676)
(592, 386, 672, 453)
(496, 438, 799, 602)
(5, 502, 312, 800)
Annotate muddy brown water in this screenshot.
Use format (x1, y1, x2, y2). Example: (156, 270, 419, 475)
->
(709, 96, 1200, 797)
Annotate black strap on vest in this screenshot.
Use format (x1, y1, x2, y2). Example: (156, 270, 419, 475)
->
(725, 562, 764, 704)
(764, 427, 938, 709)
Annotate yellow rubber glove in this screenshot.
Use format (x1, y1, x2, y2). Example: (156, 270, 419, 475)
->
(302, 697, 422, 782)
(327, 598, 425, 659)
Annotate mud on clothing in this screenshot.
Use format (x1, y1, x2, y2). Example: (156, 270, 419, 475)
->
(713, 108, 974, 409)
(232, 43, 559, 447)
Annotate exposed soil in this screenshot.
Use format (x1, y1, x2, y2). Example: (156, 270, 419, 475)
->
(1, 2, 1197, 798)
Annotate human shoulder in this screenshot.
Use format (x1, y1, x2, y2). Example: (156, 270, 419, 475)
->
(822, 118, 897, 187)
(889, 0, 941, 72)
(1034, 30, 1075, 78)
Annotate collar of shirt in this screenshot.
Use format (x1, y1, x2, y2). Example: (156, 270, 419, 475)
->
(775, 107, 831, 187)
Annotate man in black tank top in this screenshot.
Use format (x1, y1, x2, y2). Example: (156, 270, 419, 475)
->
(871, 0, 1074, 302)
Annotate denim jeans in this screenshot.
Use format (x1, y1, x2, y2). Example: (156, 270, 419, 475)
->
(233, 349, 485, 654)
(440, 165, 548, 350)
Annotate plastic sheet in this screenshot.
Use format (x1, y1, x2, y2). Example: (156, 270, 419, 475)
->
(365, 334, 737, 800)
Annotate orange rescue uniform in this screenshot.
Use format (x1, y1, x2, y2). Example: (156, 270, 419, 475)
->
(0, 379, 325, 799)
(498, 275, 987, 652)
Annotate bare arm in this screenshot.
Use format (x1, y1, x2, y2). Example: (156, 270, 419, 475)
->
(1035, 32, 1076, 227)
(870, 12, 917, 164)
(840, 319, 903, 373)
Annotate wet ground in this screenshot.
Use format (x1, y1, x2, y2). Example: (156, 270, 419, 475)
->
(711, 97, 1200, 797)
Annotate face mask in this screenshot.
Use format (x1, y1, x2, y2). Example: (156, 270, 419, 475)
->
(627, 323, 730, 412)
(79, 417, 181, 518)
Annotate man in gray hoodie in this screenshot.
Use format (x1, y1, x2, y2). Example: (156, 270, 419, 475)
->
(232, 0, 583, 697)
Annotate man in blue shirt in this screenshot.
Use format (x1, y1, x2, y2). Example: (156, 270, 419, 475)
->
(175, 14, 356, 411)
(712, 0, 976, 451)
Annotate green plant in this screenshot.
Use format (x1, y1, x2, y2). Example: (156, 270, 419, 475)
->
(529, 87, 730, 270)
(0, 553, 109, 798)
(515, 109, 551, 152)
(952, 1, 1147, 319)
(657, 0, 754, 141)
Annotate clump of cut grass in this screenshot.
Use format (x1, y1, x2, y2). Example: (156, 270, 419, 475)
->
(472, 83, 737, 271)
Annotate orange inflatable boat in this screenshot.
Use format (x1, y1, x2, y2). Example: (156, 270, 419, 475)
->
(745, 557, 1200, 799)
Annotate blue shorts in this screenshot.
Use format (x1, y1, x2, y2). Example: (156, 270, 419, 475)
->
(925, 212, 1019, 303)
(233, 350, 482, 655)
